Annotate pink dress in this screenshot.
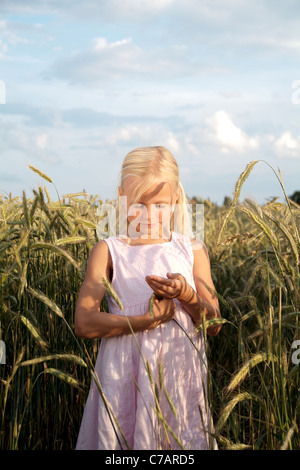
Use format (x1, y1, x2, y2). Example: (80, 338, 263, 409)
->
(76, 231, 216, 450)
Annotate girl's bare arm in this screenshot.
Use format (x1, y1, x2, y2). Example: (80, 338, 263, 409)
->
(145, 241, 221, 336)
(178, 241, 221, 336)
(74, 241, 175, 339)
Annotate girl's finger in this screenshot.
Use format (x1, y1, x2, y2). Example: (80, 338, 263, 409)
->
(153, 287, 170, 298)
(151, 287, 178, 301)
(147, 275, 169, 283)
(148, 280, 168, 293)
(146, 278, 163, 288)
(147, 279, 176, 294)
(146, 276, 174, 287)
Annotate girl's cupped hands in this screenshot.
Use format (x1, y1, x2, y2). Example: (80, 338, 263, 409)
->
(145, 272, 190, 301)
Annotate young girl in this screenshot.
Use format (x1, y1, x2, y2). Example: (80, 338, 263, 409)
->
(75, 146, 221, 450)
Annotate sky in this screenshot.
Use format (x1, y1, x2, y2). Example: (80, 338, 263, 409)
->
(0, 0, 300, 205)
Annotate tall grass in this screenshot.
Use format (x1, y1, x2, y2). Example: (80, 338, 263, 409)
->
(0, 162, 299, 449)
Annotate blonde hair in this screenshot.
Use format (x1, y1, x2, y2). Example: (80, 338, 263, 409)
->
(116, 146, 194, 238)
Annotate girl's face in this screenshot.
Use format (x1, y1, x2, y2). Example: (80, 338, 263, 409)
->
(118, 177, 179, 239)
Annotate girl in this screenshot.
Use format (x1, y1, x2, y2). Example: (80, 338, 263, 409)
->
(75, 146, 221, 450)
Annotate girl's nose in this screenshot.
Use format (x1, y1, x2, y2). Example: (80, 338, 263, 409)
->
(142, 204, 152, 222)
(140, 204, 157, 222)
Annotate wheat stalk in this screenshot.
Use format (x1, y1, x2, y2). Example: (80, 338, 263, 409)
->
(20, 315, 48, 350)
(215, 391, 263, 435)
(102, 276, 124, 310)
(264, 209, 299, 266)
(216, 161, 259, 246)
(195, 317, 231, 333)
(20, 353, 87, 368)
(240, 206, 279, 249)
(29, 242, 81, 271)
(43, 368, 82, 389)
(28, 165, 62, 206)
(280, 421, 297, 450)
(225, 352, 277, 395)
(28, 165, 53, 183)
(217, 435, 252, 450)
(27, 286, 64, 318)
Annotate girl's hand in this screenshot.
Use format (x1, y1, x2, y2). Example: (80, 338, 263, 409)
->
(145, 272, 191, 301)
(145, 296, 176, 329)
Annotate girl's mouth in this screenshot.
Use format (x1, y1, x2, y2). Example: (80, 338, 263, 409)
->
(140, 221, 159, 226)
(147, 223, 159, 228)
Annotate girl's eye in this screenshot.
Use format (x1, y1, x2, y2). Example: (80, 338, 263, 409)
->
(131, 203, 168, 209)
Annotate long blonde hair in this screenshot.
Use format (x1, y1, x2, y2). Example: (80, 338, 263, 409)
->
(115, 146, 194, 238)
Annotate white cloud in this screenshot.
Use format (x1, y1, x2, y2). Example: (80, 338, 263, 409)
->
(274, 131, 300, 159)
(0, 19, 32, 57)
(49, 34, 226, 86)
(93, 37, 132, 51)
(0, 117, 59, 164)
(102, 124, 177, 148)
(50, 37, 142, 85)
(0, 39, 8, 57)
(206, 110, 259, 153)
(36, 133, 48, 149)
(166, 132, 180, 154)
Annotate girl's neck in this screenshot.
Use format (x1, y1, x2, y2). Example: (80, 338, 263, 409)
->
(120, 230, 173, 246)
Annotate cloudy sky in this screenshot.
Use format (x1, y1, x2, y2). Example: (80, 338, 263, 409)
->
(0, 0, 300, 205)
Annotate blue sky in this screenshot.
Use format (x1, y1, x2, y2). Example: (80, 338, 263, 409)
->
(0, 0, 300, 205)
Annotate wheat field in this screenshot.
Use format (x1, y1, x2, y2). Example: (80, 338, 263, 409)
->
(0, 161, 299, 450)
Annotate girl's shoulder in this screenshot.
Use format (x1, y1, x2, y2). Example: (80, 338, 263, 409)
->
(175, 232, 205, 252)
(189, 235, 205, 252)
(88, 239, 113, 281)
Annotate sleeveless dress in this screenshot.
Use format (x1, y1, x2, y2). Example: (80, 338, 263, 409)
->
(75, 231, 216, 450)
